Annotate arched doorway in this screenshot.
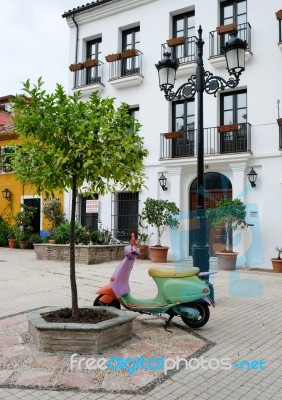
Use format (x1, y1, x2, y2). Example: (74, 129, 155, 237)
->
(189, 172, 232, 256)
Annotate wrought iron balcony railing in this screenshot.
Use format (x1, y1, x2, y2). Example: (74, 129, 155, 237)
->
(161, 36, 197, 64)
(209, 22, 252, 58)
(73, 61, 104, 88)
(160, 123, 252, 160)
(107, 50, 143, 81)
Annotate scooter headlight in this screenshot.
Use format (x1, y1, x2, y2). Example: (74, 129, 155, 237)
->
(202, 287, 209, 294)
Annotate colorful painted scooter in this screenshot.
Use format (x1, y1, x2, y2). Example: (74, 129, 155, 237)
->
(94, 240, 215, 328)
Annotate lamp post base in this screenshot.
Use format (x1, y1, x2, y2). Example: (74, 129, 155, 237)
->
(192, 244, 210, 272)
(192, 244, 214, 302)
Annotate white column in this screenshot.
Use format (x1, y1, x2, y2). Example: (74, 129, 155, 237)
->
(166, 166, 182, 262)
(229, 162, 247, 266)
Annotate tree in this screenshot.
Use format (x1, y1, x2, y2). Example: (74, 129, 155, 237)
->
(143, 198, 180, 246)
(11, 78, 148, 319)
(206, 198, 247, 252)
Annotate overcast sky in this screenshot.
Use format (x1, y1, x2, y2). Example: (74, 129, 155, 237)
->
(0, 0, 87, 97)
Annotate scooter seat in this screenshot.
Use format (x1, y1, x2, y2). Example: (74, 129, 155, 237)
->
(148, 266, 200, 278)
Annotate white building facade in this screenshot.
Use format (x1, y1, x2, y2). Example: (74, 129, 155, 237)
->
(63, 0, 282, 268)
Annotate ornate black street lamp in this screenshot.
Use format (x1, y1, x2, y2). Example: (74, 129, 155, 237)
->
(156, 27, 247, 296)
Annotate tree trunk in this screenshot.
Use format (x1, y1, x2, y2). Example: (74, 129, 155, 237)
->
(70, 175, 79, 319)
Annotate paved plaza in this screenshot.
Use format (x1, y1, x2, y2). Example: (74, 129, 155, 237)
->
(0, 247, 281, 399)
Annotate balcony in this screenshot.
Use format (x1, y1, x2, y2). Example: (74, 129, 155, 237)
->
(161, 37, 197, 76)
(160, 123, 252, 160)
(209, 23, 252, 67)
(106, 50, 144, 88)
(71, 61, 105, 96)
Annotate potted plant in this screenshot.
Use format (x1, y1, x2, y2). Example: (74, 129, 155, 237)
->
(82, 59, 99, 68)
(271, 247, 282, 273)
(136, 211, 153, 260)
(166, 37, 186, 47)
(69, 63, 84, 72)
(143, 198, 180, 263)
(105, 53, 121, 62)
(13, 204, 37, 249)
(206, 198, 248, 270)
(7, 228, 17, 249)
(43, 199, 65, 242)
(120, 48, 138, 58)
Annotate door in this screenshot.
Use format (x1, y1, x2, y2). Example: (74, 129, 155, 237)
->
(23, 198, 41, 234)
(121, 27, 140, 76)
(172, 100, 195, 157)
(86, 38, 102, 84)
(172, 11, 195, 62)
(189, 173, 232, 256)
(220, 0, 247, 52)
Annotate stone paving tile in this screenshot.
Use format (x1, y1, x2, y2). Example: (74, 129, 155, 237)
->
(0, 249, 281, 399)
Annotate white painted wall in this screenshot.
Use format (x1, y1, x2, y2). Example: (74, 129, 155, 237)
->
(64, 0, 282, 268)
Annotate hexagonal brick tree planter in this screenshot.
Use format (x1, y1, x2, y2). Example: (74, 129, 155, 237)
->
(28, 307, 135, 354)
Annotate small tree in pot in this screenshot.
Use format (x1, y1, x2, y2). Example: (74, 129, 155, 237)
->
(143, 198, 179, 262)
(271, 247, 282, 273)
(206, 198, 248, 270)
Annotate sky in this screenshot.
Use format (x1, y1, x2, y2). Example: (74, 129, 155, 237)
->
(0, 0, 88, 97)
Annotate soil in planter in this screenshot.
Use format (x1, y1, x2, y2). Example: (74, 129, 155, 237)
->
(41, 308, 115, 324)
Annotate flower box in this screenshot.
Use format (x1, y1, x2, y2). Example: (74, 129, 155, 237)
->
(217, 124, 238, 133)
(120, 49, 138, 58)
(277, 118, 282, 126)
(82, 59, 99, 68)
(105, 53, 121, 62)
(276, 10, 282, 20)
(216, 23, 237, 35)
(69, 63, 84, 72)
(166, 37, 186, 47)
(164, 131, 183, 139)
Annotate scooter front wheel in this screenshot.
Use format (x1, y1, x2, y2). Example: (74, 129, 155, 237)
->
(181, 302, 210, 328)
(93, 294, 121, 309)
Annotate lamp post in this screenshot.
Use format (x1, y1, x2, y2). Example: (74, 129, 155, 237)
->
(156, 27, 247, 296)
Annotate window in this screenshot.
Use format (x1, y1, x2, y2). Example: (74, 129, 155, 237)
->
(172, 100, 195, 157)
(122, 27, 140, 76)
(86, 38, 102, 84)
(172, 12, 195, 62)
(111, 192, 139, 241)
(220, 0, 247, 50)
(220, 90, 247, 153)
(79, 194, 99, 231)
(0, 146, 14, 173)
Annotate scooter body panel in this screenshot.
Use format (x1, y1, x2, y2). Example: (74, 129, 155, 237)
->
(154, 275, 210, 304)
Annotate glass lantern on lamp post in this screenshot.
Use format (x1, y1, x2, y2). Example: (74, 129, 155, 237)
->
(155, 26, 247, 299)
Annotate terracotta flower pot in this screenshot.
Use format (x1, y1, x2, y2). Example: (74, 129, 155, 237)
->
(164, 131, 183, 139)
(217, 124, 238, 133)
(120, 49, 138, 58)
(82, 59, 99, 68)
(69, 63, 84, 72)
(105, 53, 121, 62)
(19, 240, 29, 249)
(216, 23, 237, 35)
(150, 246, 169, 263)
(216, 251, 238, 270)
(136, 245, 149, 260)
(8, 239, 16, 249)
(166, 37, 186, 47)
(271, 258, 282, 273)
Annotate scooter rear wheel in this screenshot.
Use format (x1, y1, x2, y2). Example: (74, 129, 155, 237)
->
(181, 302, 210, 328)
(93, 294, 121, 309)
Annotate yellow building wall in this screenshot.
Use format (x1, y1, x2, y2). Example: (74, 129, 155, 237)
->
(0, 137, 64, 235)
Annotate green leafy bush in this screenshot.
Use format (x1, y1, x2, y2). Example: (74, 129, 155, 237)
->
(0, 216, 9, 246)
(53, 221, 90, 245)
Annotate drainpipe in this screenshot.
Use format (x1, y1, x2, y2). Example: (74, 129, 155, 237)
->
(72, 14, 79, 88)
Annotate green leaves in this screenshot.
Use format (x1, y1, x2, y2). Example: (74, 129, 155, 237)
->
(11, 79, 148, 196)
(143, 198, 180, 246)
(206, 198, 248, 252)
